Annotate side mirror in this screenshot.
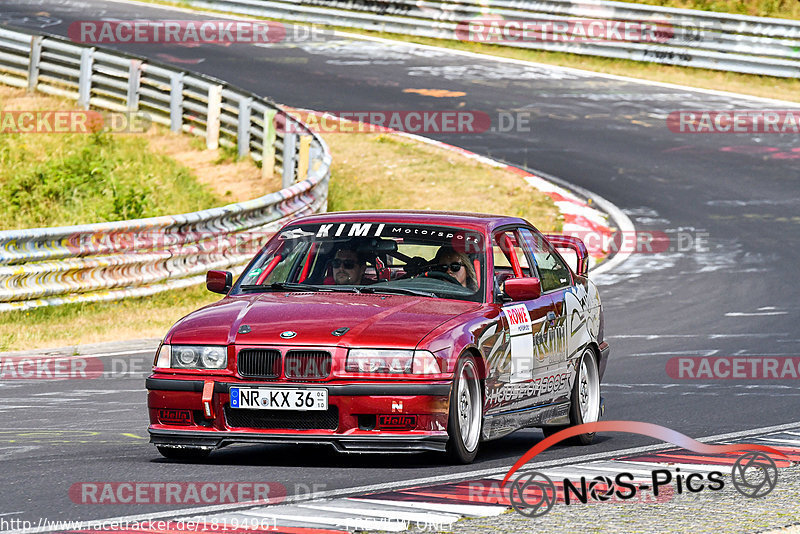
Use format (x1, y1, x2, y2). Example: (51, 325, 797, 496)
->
(545, 234, 589, 277)
(206, 270, 232, 294)
(504, 277, 541, 301)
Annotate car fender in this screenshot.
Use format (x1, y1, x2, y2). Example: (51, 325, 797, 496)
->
(416, 307, 495, 377)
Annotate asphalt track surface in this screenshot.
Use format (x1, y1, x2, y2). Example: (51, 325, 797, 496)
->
(2, 0, 800, 526)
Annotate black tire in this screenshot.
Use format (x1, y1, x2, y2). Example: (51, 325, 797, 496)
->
(541, 348, 601, 445)
(541, 426, 561, 439)
(445, 356, 483, 464)
(156, 445, 211, 461)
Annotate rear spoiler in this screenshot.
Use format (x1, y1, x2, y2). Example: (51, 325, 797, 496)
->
(545, 234, 589, 277)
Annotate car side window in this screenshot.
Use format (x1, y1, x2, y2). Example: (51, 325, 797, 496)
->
(492, 230, 531, 276)
(491, 229, 533, 299)
(518, 228, 571, 292)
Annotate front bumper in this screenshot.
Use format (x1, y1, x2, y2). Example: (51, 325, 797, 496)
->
(147, 377, 452, 453)
(149, 429, 449, 453)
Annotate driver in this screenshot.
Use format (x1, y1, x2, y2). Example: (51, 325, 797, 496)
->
(331, 247, 368, 285)
(430, 246, 478, 290)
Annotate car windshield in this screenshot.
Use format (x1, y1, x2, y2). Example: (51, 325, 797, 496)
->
(235, 221, 486, 302)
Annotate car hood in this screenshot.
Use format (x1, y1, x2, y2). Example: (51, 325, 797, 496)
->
(167, 291, 481, 348)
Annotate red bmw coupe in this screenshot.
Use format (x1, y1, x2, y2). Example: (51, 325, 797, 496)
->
(147, 211, 609, 463)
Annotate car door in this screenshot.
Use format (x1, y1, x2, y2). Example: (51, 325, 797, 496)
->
(518, 227, 577, 405)
(484, 228, 559, 416)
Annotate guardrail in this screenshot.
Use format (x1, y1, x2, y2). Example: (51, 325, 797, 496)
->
(0, 26, 331, 311)
(187, 0, 800, 78)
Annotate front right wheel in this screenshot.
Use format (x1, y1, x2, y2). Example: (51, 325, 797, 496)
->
(445, 355, 482, 464)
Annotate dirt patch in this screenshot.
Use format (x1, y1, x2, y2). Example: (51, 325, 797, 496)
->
(143, 131, 281, 203)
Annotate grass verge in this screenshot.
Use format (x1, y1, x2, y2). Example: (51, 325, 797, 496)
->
(1, 94, 559, 351)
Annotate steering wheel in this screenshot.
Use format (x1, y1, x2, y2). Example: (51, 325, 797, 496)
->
(423, 269, 462, 285)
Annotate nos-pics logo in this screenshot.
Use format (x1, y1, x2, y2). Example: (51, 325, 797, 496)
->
(503, 421, 784, 517)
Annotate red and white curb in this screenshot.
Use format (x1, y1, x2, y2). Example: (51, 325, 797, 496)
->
(392, 130, 616, 271)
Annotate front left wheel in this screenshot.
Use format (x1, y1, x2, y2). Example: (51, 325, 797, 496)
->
(445, 356, 483, 464)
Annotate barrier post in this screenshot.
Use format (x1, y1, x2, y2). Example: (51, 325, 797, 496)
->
(297, 135, 311, 181)
(237, 97, 253, 158)
(169, 72, 184, 133)
(78, 47, 95, 109)
(127, 59, 142, 111)
(281, 132, 297, 188)
(261, 108, 276, 180)
(27, 36, 42, 94)
(206, 84, 223, 150)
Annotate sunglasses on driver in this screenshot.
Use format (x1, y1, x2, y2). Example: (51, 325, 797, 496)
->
(432, 262, 464, 273)
(331, 258, 359, 269)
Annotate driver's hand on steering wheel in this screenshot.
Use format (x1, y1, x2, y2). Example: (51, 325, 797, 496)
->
(420, 264, 465, 286)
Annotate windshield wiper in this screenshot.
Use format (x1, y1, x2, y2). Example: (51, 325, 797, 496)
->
(240, 282, 319, 292)
(360, 286, 435, 298)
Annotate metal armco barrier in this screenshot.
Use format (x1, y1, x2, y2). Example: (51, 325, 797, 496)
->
(188, 0, 800, 77)
(0, 26, 331, 311)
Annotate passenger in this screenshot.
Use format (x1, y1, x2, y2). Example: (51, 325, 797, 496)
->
(431, 246, 478, 290)
(331, 247, 368, 285)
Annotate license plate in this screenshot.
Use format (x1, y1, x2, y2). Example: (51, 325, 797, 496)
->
(229, 387, 328, 411)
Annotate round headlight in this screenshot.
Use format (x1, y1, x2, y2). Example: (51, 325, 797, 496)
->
(174, 347, 198, 367)
(200, 347, 226, 369)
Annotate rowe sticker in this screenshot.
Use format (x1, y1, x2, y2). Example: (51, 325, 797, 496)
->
(503, 304, 534, 383)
